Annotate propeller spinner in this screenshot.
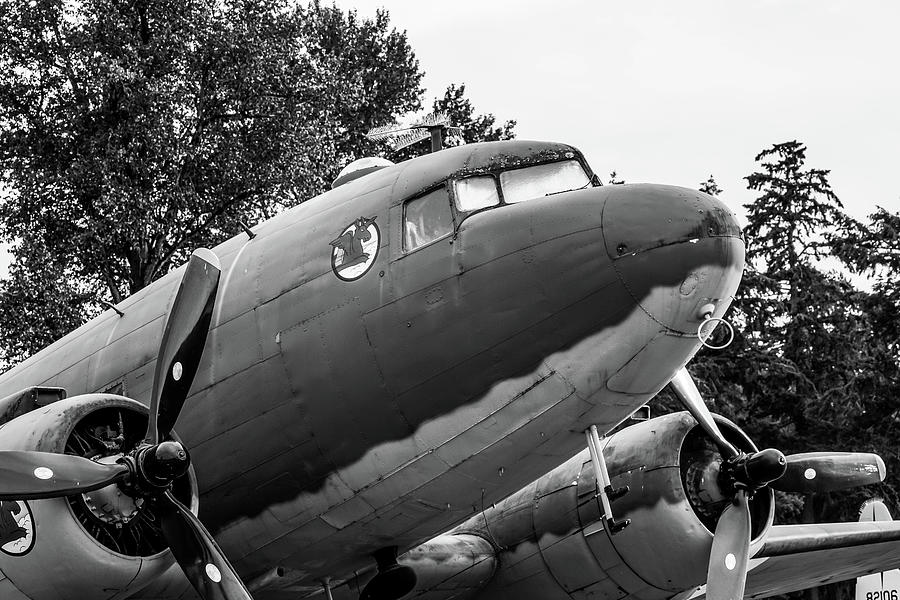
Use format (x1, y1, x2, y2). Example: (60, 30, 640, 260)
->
(670, 367, 886, 600)
(0, 249, 253, 600)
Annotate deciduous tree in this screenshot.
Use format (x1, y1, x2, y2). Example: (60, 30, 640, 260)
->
(0, 0, 423, 363)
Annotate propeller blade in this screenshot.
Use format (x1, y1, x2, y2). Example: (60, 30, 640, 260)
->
(669, 368, 739, 459)
(148, 249, 221, 444)
(0, 451, 129, 500)
(706, 489, 751, 600)
(156, 491, 253, 600)
(772, 452, 886, 493)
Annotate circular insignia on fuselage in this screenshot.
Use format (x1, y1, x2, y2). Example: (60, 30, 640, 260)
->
(0, 500, 35, 556)
(330, 216, 380, 281)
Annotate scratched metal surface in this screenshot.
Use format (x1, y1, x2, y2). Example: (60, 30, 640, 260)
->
(0, 141, 744, 596)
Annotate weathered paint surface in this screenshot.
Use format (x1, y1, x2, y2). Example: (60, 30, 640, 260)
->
(0, 141, 744, 595)
(336, 420, 900, 600)
(385, 414, 764, 600)
(0, 396, 181, 599)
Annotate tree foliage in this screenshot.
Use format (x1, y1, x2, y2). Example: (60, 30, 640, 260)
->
(653, 142, 900, 600)
(833, 207, 900, 348)
(435, 83, 516, 146)
(0, 0, 424, 363)
(699, 175, 722, 196)
(391, 82, 516, 159)
(658, 142, 899, 528)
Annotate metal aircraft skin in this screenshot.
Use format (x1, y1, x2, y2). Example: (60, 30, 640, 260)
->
(0, 140, 745, 598)
(0, 136, 854, 600)
(353, 415, 900, 600)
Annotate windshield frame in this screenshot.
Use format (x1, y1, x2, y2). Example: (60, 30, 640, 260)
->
(449, 154, 597, 225)
(400, 181, 457, 255)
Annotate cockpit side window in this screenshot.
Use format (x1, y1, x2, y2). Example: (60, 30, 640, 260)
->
(500, 159, 591, 204)
(455, 176, 500, 212)
(404, 187, 454, 251)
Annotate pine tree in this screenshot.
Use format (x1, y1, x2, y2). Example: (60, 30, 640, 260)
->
(699, 175, 723, 196)
(683, 142, 899, 545)
(389, 82, 516, 159)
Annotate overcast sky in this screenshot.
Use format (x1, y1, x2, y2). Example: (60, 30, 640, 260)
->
(340, 0, 900, 223)
(2, 2, 897, 277)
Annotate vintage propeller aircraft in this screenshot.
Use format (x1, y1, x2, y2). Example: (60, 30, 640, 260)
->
(0, 140, 896, 600)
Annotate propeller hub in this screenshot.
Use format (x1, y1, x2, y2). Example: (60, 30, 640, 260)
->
(725, 448, 787, 491)
(138, 441, 192, 488)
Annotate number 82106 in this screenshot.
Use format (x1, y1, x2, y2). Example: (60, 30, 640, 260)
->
(867, 591, 900, 600)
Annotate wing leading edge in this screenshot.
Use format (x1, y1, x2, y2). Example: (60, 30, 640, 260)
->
(681, 520, 900, 600)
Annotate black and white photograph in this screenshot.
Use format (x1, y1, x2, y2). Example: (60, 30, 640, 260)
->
(0, 2, 897, 600)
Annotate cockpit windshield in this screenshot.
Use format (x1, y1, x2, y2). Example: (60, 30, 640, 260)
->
(500, 159, 591, 204)
(455, 176, 500, 212)
(403, 157, 594, 255)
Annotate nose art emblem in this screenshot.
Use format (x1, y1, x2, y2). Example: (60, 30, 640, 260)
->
(330, 216, 380, 281)
(0, 500, 35, 556)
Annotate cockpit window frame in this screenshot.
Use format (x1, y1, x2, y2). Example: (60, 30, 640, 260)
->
(401, 181, 457, 255)
(449, 154, 597, 225)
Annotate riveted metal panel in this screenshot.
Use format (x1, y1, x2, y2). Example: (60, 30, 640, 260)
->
(357, 451, 449, 509)
(604, 465, 710, 591)
(607, 333, 704, 395)
(89, 316, 164, 395)
(190, 397, 318, 492)
(576, 460, 659, 597)
(277, 297, 412, 491)
(568, 578, 629, 600)
(399, 534, 497, 598)
(535, 480, 611, 595)
(483, 545, 573, 600)
(535, 452, 587, 498)
(0, 572, 28, 600)
(480, 481, 539, 549)
(206, 308, 264, 386)
(540, 529, 618, 596)
(601, 184, 741, 260)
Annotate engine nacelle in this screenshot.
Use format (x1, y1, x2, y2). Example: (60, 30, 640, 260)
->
(449, 412, 774, 600)
(0, 394, 196, 600)
(596, 412, 773, 591)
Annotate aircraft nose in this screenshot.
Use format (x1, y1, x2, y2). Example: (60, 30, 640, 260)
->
(602, 184, 745, 334)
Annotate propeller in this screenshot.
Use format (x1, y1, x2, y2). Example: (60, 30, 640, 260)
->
(157, 490, 252, 600)
(773, 452, 886, 493)
(148, 247, 220, 445)
(669, 367, 886, 600)
(0, 249, 253, 600)
(670, 368, 739, 460)
(706, 490, 751, 600)
(0, 451, 129, 499)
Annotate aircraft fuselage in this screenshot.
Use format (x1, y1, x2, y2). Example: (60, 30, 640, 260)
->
(0, 141, 744, 591)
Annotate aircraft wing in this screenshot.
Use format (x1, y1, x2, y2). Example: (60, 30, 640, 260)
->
(681, 521, 900, 600)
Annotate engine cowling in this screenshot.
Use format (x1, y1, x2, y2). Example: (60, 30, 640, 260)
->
(437, 412, 774, 600)
(593, 412, 773, 592)
(0, 394, 196, 600)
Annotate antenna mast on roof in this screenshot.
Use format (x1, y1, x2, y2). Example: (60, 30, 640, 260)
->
(365, 111, 462, 154)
